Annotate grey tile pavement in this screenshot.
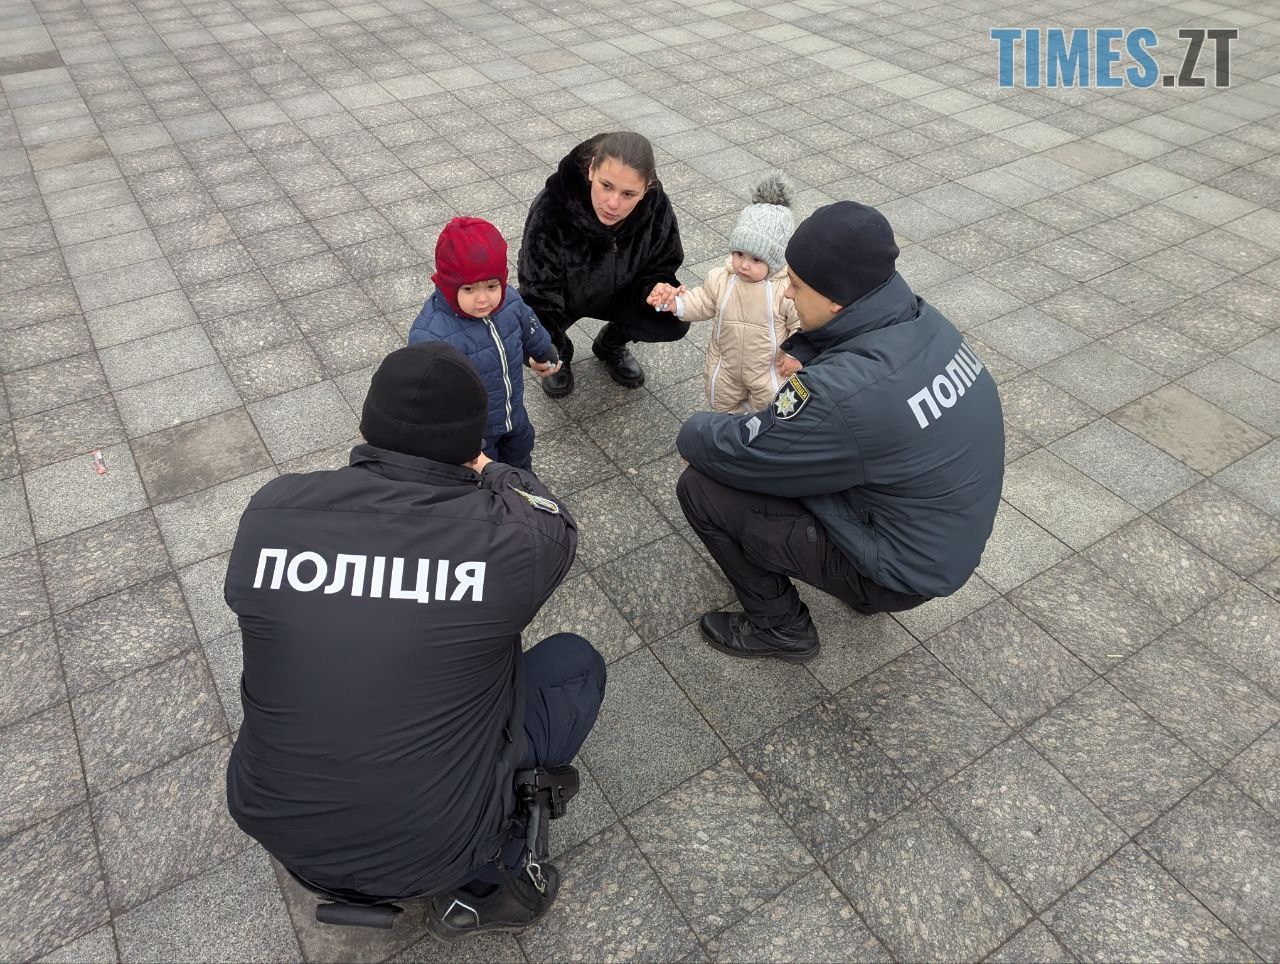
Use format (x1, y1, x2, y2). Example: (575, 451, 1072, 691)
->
(3, 0, 1280, 959)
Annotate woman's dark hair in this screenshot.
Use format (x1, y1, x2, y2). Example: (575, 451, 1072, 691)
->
(587, 131, 657, 187)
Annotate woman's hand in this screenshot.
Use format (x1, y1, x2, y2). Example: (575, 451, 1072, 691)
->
(529, 356, 562, 379)
(647, 282, 684, 312)
(776, 353, 803, 378)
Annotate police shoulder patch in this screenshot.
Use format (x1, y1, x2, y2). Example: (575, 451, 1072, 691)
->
(773, 373, 813, 420)
(508, 484, 560, 514)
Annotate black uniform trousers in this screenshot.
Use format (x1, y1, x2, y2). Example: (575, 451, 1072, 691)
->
(677, 467, 928, 629)
(549, 289, 687, 364)
(466, 632, 606, 885)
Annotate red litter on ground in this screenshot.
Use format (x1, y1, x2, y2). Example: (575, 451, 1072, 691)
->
(92, 450, 107, 476)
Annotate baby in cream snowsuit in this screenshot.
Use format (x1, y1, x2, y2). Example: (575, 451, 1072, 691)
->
(649, 175, 800, 413)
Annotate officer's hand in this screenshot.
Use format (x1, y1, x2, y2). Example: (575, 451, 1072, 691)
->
(464, 451, 492, 474)
(776, 353, 802, 377)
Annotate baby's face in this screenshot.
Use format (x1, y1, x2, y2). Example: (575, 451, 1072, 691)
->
(456, 279, 503, 317)
(731, 251, 770, 282)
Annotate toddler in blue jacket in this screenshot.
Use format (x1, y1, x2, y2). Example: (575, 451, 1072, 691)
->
(408, 217, 560, 471)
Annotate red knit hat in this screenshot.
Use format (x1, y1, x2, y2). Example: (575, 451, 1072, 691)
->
(431, 217, 509, 317)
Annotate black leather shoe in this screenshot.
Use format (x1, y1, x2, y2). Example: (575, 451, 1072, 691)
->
(427, 861, 560, 943)
(699, 610, 820, 663)
(540, 361, 573, 398)
(592, 334, 645, 388)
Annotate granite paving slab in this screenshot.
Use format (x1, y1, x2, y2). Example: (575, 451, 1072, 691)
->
(1139, 779, 1280, 961)
(703, 870, 887, 963)
(113, 848, 299, 963)
(1108, 629, 1280, 768)
(625, 758, 814, 939)
(933, 738, 1126, 912)
(841, 647, 1011, 792)
(0, 547, 50, 638)
(0, 805, 110, 962)
(928, 599, 1094, 727)
(1008, 555, 1171, 673)
(35, 926, 119, 964)
(829, 800, 1028, 962)
(593, 533, 732, 644)
(1180, 582, 1280, 699)
(1151, 481, 1280, 577)
(580, 647, 725, 816)
(987, 921, 1074, 964)
(2, 620, 66, 728)
(1083, 518, 1238, 623)
(92, 740, 250, 914)
(0, 702, 85, 837)
(518, 824, 699, 963)
(653, 621, 825, 748)
(737, 700, 914, 862)
(1026, 679, 1208, 835)
(73, 651, 226, 794)
(1044, 844, 1255, 964)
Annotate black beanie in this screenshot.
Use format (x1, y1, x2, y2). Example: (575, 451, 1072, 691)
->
(360, 342, 487, 464)
(785, 200, 900, 306)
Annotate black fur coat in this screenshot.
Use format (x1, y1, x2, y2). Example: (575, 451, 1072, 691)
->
(517, 136, 684, 336)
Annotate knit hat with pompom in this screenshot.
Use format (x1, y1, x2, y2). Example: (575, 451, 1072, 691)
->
(728, 173, 794, 274)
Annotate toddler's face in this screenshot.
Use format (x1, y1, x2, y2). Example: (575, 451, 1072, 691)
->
(731, 251, 770, 282)
(457, 279, 503, 317)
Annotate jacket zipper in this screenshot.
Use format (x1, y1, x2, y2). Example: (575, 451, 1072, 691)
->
(709, 275, 736, 411)
(484, 316, 514, 433)
(766, 279, 780, 394)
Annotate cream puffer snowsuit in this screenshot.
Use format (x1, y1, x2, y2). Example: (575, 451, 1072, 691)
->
(678, 258, 801, 413)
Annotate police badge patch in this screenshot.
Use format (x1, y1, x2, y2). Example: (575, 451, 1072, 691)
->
(774, 373, 813, 420)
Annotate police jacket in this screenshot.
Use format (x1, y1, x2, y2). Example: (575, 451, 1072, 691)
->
(223, 445, 577, 898)
(517, 136, 684, 334)
(408, 288, 558, 440)
(677, 272, 1004, 599)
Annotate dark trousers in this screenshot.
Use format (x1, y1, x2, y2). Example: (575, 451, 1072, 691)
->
(469, 632, 606, 883)
(677, 467, 928, 629)
(550, 290, 687, 363)
(484, 417, 535, 472)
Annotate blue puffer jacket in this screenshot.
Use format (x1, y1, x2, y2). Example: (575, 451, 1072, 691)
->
(408, 288, 558, 439)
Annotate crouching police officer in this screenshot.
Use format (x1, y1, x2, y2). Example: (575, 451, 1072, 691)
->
(224, 342, 605, 940)
(676, 200, 1005, 662)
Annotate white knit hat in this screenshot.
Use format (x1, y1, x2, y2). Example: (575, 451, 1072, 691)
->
(728, 173, 794, 274)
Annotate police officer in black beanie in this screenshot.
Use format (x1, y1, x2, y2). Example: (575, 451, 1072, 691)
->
(224, 342, 605, 938)
(676, 201, 1005, 662)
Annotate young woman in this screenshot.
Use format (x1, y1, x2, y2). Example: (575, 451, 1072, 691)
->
(517, 131, 686, 397)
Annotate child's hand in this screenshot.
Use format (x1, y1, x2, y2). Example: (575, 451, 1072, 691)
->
(776, 353, 802, 378)
(646, 282, 675, 306)
(647, 283, 685, 312)
(529, 356, 562, 379)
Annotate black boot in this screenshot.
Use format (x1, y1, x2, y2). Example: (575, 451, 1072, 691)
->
(699, 609, 820, 663)
(427, 860, 560, 943)
(592, 323, 644, 388)
(541, 337, 574, 398)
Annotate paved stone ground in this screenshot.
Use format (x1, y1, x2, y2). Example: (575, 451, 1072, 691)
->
(2, 0, 1279, 957)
